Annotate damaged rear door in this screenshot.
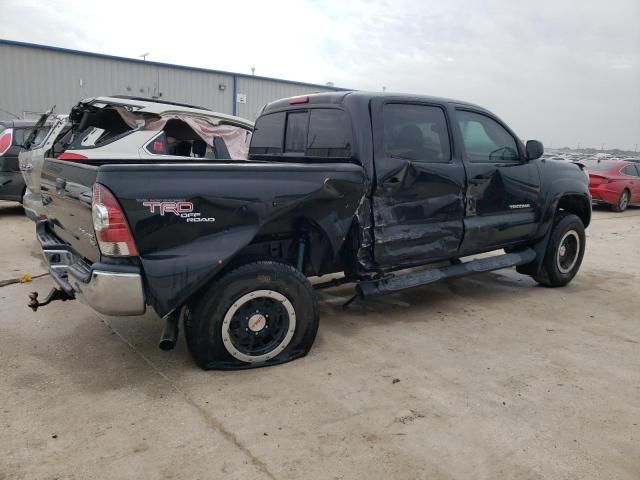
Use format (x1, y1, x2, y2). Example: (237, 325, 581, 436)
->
(370, 99, 466, 267)
(20, 114, 68, 199)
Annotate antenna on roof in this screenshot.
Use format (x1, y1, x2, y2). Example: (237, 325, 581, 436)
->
(251, 66, 255, 76)
(140, 52, 150, 61)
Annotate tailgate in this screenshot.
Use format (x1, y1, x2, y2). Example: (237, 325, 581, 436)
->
(40, 158, 100, 262)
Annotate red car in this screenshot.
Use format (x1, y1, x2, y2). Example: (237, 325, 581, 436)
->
(586, 160, 640, 212)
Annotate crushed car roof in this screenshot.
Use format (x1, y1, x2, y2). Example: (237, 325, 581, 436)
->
(78, 96, 254, 130)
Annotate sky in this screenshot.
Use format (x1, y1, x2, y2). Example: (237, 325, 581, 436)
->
(1, 0, 639, 150)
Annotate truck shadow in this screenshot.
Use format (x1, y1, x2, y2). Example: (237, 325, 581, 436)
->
(316, 270, 540, 332)
(0, 202, 24, 216)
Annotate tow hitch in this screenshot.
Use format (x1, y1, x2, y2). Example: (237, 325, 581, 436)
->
(28, 288, 74, 312)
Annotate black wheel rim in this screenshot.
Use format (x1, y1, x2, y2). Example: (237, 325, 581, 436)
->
(229, 297, 289, 356)
(556, 230, 580, 274)
(221, 290, 296, 363)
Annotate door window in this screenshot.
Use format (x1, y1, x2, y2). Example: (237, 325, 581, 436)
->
(383, 104, 451, 162)
(622, 164, 639, 177)
(457, 111, 519, 163)
(13, 128, 48, 147)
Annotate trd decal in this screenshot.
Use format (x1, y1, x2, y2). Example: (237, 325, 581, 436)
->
(142, 201, 215, 223)
(143, 201, 193, 215)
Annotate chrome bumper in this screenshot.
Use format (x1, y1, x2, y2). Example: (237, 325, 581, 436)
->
(38, 224, 146, 316)
(67, 269, 146, 316)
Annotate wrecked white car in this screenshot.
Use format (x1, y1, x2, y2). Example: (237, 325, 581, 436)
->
(19, 96, 254, 220)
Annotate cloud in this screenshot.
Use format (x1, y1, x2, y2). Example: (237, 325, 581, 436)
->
(1, 0, 639, 149)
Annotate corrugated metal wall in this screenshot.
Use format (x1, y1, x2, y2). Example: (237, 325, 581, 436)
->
(0, 41, 340, 122)
(235, 76, 332, 119)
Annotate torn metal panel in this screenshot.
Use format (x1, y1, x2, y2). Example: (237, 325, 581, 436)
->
(96, 162, 366, 316)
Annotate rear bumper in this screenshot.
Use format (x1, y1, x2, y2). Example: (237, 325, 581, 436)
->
(69, 269, 146, 316)
(589, 185, 618, 205)
(37, 223, 146, 316)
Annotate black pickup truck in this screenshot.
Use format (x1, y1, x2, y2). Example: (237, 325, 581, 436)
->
(31, 92, 591, 370)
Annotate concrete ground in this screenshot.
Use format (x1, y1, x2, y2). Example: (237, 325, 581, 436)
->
(1, 200, 638, 480)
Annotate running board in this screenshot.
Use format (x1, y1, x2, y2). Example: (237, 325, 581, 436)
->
(357, 248, 536, 297)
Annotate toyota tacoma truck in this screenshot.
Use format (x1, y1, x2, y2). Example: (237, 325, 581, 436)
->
(29, 91, 591, 370)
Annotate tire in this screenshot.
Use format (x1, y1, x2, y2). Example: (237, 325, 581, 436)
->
(612, 189, 630, 212)
(184, 261, 319, 370)
(534, 212, 586, 287)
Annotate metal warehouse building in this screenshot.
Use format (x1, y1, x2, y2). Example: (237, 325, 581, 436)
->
(0, 39, 344, 122)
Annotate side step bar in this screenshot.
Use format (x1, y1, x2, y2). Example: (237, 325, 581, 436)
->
(357, 248, 536, 297)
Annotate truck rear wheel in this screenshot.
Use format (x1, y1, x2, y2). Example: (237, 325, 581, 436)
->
(184, 261, 319, 370)
(533, 213, 585, 287)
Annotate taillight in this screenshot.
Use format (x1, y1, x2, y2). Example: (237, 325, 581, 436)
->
(92, 183, 138, 257)
(58, 152, 88, 160)
(152, 141, 164, 153)
(588, 174, 610, 185)
(288, 95, 309, 104)
(0, 128, 13, 156)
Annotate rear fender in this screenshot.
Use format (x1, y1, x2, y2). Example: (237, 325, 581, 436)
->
(98, 164, 365, 317)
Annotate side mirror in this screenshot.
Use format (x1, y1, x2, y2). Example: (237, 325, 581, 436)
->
(525, 140, 544, 160)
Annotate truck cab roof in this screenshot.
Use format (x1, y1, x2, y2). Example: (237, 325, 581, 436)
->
(261, 90, 485, 114)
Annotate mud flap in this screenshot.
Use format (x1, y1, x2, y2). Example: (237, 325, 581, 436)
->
(515, 229, 553, 277)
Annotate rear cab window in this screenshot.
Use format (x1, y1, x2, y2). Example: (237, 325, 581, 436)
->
(249, 108, 353, 160)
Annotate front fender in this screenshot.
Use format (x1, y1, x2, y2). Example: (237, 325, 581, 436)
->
(536, 160, 591, 235)
(517, 160, 590, 276)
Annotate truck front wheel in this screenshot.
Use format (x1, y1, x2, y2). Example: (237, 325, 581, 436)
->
(533, 213, 586, 287)
(184, 261, 319, 370)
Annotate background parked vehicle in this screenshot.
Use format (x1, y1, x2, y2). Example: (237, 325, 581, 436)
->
(19, 96, 254, 221)
(585, 160, 640, 212)
(0, 119, 50, 210)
